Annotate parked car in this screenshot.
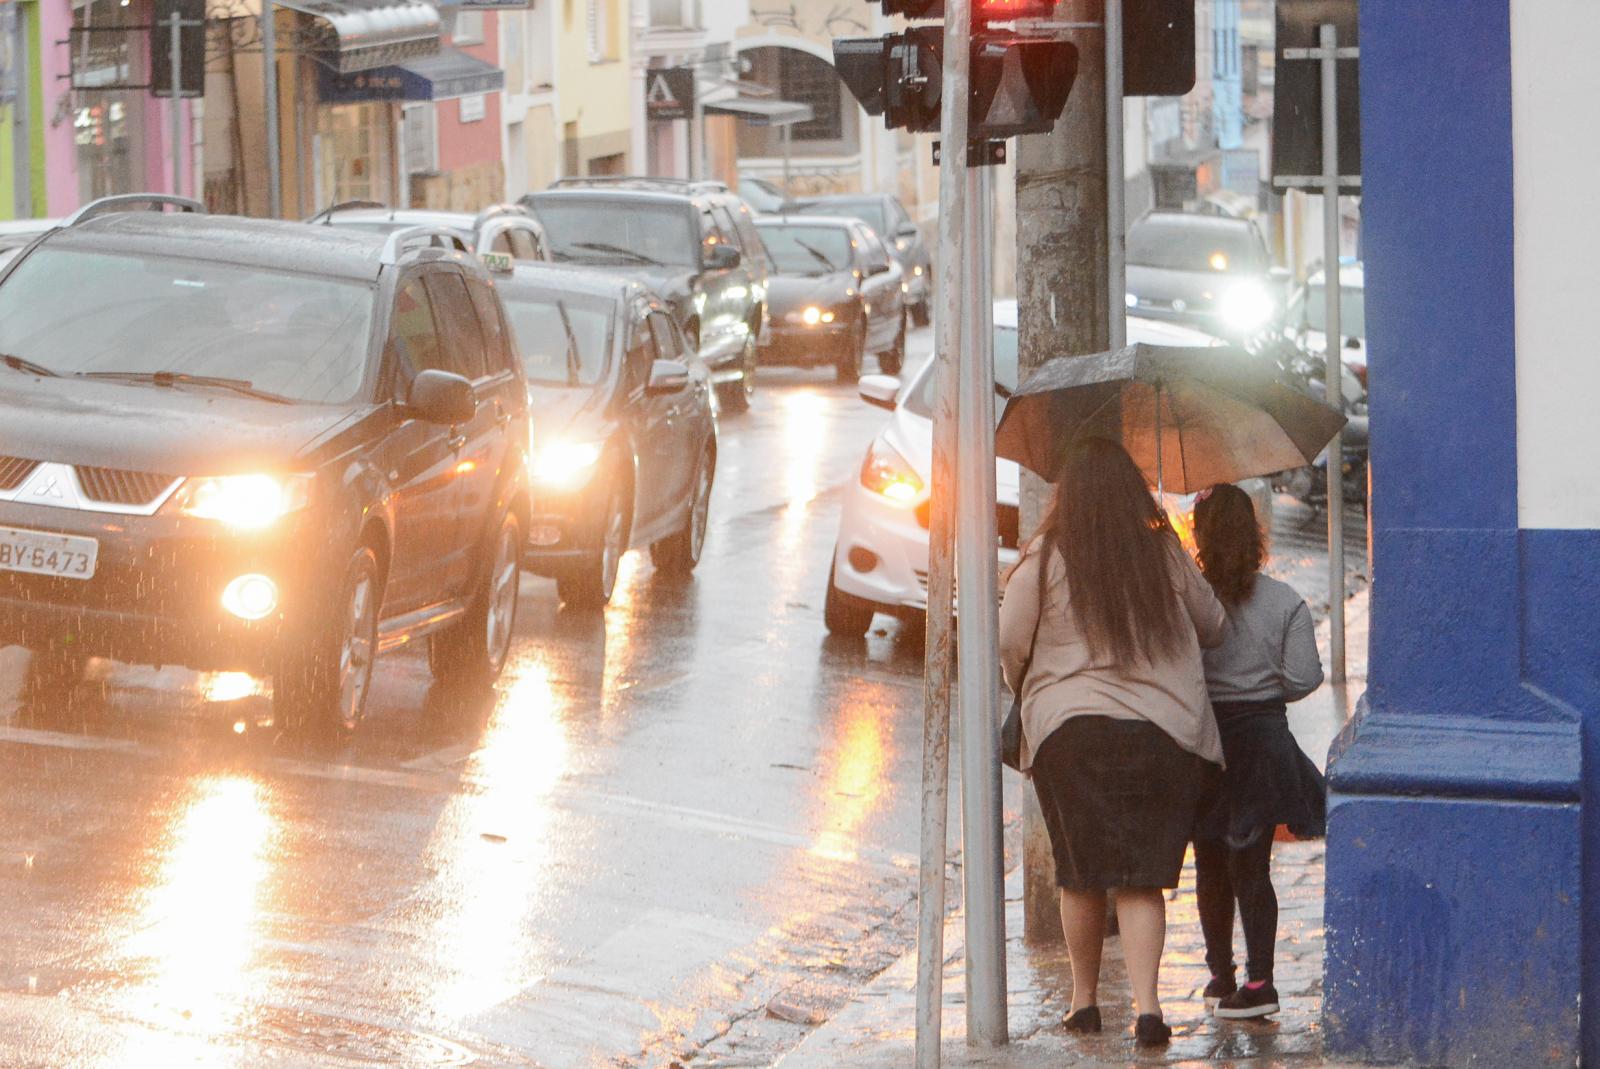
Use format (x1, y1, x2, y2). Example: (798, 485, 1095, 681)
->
(0, 195, 531, 733)
(1286, 260, 1367, 386)
(756, 215, 908, 382)
(494, 263, 717, 608)
(738, 177, 791, 214)
(309, 201, 551, 264)
(791, 192, 932, 327)
(521, 178, 771, 411)
(822, 301, 1232, 635)
(1125, 210, 1289, 341)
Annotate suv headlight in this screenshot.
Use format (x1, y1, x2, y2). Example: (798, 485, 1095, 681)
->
(1219, 284, 1275, 332)
(533, 440, 604, 489)
(173, 474, 312, 529)
(860, 440, 923, 505)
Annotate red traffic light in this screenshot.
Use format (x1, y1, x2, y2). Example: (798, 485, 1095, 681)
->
(972, 0, 1055, 22)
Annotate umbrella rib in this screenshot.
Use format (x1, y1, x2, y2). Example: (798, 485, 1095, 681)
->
(1073, 385, 1125, 444)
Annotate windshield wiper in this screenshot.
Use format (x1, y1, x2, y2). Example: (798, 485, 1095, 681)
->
(79, 370, 292, 404)
(793, 239, 839, 273)
(555, 301, 582, 387)
(567, 241, 662, 266)
(1, 353, 59, 377)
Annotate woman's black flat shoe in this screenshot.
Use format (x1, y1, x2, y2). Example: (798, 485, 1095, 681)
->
(1134, 1013, 1171, 1047)
(1063, 1006, 1102, 1033)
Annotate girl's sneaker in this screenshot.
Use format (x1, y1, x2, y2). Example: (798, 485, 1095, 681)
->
(1203, 973, 1238, 1010)
(1214, 981, 1280, 1019)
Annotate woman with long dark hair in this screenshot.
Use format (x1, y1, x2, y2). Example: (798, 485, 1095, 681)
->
(1190, 483, 1326, 1020)
(999, 437, 1226, 1047)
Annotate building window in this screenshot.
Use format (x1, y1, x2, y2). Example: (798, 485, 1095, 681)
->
(737, 46, 859, 159)
(71, 0, 147, 202)
(452, 10, 484, 44)
(586, 0, 612, 61)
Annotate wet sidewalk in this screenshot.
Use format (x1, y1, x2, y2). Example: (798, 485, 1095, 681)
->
(770, 593, 1370, 1069)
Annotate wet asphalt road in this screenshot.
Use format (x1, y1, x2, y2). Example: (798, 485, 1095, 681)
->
(0, 331, 946, 1069)
(0, 325, 1360, 1068)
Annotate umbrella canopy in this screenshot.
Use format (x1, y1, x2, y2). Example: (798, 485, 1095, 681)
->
(995, 343, 1347, 493)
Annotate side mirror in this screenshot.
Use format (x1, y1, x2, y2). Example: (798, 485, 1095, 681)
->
(858, 373, 900, 410)
(646, 359, 690, 395)
(407, 369, 477, 424)
(868, 260, 893, 277)
(895, 222, 919, 240)
(705, 243, 742, 270)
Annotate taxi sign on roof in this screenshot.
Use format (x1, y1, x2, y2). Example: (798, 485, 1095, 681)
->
(480, 250, 514, 274)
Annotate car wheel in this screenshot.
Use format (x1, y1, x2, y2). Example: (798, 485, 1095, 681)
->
(274, 544, 381, 735)
(559, 480, 628, 609)
(878, 313, 907, 376)
(429, 509, 522, 685)
(720, 333, 758, 413)
(22, 644, 88, 698)
(823, 559, 875, 637)
(835, 318, 867, 385)
(651, 442, 715, 576)
(912, 300, 932, 328)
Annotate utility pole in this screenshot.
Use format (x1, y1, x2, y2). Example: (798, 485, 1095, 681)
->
(1318, 21, 1347, 682)
(167, 10, 183, 197)
(262, 0, 282, 217)
(1013, 0, 1107, 944)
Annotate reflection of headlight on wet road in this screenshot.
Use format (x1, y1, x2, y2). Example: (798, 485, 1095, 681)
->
(1219, 285, 1274, 331)
(533, 440, 603, 488)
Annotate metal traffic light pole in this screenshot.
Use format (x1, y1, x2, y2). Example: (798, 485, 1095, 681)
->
(1318, 21, 1349, 681)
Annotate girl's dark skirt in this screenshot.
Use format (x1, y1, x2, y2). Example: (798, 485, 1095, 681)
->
(1194, 699, 1327, 848)
(1032, 715, 1216, 891)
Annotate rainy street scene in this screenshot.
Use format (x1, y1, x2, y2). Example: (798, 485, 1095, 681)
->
(1, 0, 1596, 1066)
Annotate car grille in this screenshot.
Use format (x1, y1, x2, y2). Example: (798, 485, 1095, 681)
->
(914, 499, 1021, 550)
(74, 466, 179, 506)
(0, 456, 39, 491)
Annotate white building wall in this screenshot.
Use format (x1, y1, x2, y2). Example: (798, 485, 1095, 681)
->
(1510, 0, 1600, 529)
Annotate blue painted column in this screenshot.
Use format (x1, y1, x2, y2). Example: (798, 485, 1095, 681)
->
(1322, 1, 1598, 1065)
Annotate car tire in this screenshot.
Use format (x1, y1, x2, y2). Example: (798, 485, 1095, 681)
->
(651, 442, 715, 576)
(823, 559, 876, 637)
(559, 479, 629, 609)
(912, 300, 932, 328)
(274, 544, 381, 735)
(835, 318, 867, 384)
(428, 509, 522, 685)
(720, 333, 758, 413)
(22, 644, 88, 698)
(878, 313, 907, 376)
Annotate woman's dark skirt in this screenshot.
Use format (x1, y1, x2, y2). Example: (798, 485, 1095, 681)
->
(1194, 699, 1327, 848)
(1032, 715, 1216, 891)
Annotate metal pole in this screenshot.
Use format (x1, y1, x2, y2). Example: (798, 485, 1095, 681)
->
(782, 122, 792, 194)
(915, 3, 971, 1063)
(1320, 21, 1345, 682)
(262, 0, 282, 217)
(12, 6, 30, 217)
(1105, 0, 1125, 349)
(169, 13, 183, 197)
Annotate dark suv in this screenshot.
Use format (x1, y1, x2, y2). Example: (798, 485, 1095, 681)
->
(0, 196, 530, 734)
(521, 178, 771, 410)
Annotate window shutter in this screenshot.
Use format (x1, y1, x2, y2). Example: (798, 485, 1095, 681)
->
(587, 0, 601, 61)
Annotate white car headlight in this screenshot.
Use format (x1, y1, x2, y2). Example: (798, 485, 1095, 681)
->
(177, 474, 312, 529)
(860, 440, 924, 505)
(533, 440, 604, 489)
(1219, 285, 1274, 332)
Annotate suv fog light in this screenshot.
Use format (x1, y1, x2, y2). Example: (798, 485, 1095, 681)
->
(222, 574, 278, 621)
(847, 546, 880, 574)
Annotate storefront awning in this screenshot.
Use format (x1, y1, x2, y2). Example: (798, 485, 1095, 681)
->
(318, 47, 504, 103)
(703, 97, 814, 127)
(279, 0, 442, 74)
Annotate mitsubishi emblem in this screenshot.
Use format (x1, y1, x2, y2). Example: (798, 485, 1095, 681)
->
(33, 476, 63, 499)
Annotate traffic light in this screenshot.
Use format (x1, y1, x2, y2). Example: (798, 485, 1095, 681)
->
(832, 0, 1076, 140)
(1124, 0, 1195, 96)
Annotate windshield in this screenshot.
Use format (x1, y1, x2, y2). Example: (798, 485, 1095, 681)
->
(501, 288, 615, 386)
(798, 198, 887, 235)
(904, 324, 1019, 419)
(757, 224, 852, 275)
(1127, 217, 1267, 274)
(1303, 283, 1367, 337)
(528, 198, 697, 268)
(0, 247, 374, 403)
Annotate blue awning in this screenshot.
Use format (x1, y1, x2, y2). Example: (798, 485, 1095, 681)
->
(318, 48, 504, 103)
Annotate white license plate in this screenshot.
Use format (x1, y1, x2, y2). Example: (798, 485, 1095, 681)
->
(0, 525, 99, 580)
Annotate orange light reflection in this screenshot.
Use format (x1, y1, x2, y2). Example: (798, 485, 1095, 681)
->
(809, 690, 891, 864)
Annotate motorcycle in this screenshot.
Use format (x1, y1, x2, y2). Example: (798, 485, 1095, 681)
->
(1251, 335, 1370, 509)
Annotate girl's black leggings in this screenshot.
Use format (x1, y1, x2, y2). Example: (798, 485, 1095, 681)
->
(1194, 833, 1278, 983)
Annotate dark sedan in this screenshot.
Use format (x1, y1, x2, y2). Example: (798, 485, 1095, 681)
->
(756, 216, 907, 382)
(1125, 211, 1288, 341)
(498, 265, 717, 609)
(791, 192, 932, 326)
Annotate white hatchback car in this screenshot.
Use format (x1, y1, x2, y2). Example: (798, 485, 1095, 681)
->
(824, 301, 1227, 635)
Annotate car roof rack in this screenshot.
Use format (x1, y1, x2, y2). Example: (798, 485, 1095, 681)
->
(546, 176, 731, 195)
(380, 225, 471, 265)
(471, 203, 534, 228)
(61, 194, 206, 228)
(308, 199, 391, 225)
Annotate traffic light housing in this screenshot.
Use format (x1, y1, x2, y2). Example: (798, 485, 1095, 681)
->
(1124, 0, 1195, 96)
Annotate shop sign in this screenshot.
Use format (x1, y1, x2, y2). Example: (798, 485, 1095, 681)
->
(458, 93, 485, 122)
(646, 67, 693, 122)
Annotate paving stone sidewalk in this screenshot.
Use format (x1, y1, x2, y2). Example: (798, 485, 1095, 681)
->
(769, 594, 1370, 1069)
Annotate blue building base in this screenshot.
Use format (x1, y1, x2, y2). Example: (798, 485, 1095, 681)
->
(1324, 703, 1583, 1066)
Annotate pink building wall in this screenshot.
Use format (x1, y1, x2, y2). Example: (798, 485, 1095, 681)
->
(435, 14, 503, 177)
